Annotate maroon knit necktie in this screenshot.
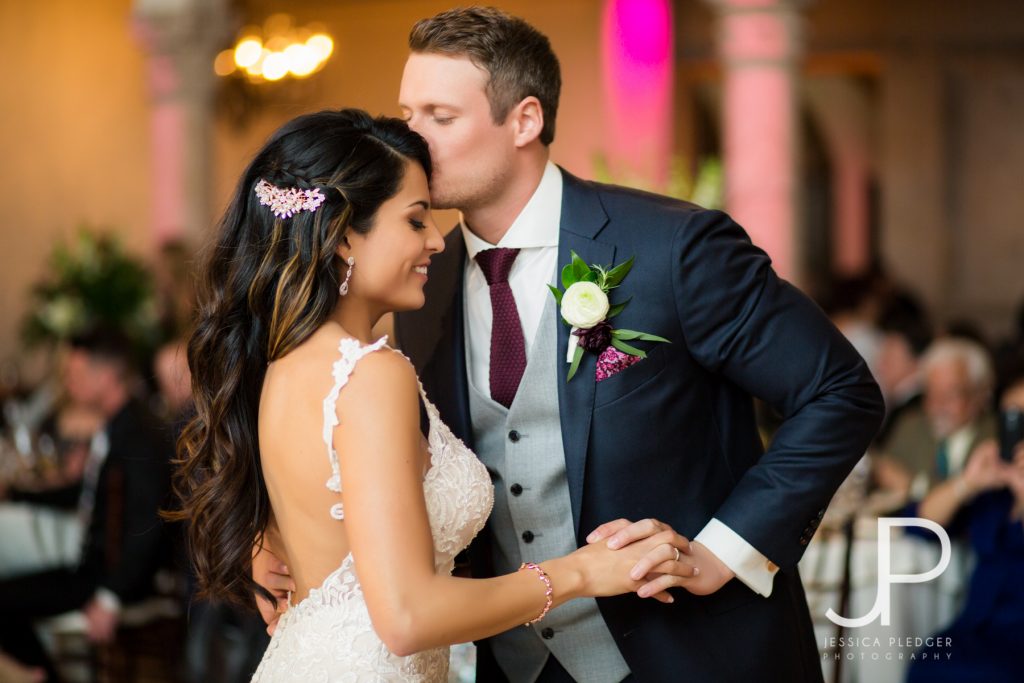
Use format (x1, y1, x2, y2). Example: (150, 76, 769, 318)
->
(475, 248, 526, 409)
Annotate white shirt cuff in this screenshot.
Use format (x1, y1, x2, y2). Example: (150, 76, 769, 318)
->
(94, 587, 122, 615)
(695, 517, 778, 597)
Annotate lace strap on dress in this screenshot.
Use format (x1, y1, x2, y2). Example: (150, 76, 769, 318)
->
(388, 348, 438, 420)
(322, 335, 390, 520)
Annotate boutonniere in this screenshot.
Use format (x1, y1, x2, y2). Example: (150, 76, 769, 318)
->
(548, 251, 670, 381)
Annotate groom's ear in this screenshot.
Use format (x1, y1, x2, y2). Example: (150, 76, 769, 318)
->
(511, 96, 544, 148)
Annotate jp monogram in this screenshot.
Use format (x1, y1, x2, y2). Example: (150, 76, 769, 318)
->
(826, 517, 951, 628)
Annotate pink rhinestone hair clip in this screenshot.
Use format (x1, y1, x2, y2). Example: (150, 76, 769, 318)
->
(254, 178, 326, 219)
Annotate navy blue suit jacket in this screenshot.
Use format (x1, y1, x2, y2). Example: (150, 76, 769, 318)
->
(395, 169, 884, 682)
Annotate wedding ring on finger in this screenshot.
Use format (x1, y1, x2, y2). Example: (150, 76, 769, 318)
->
(673, 546, 681, 563)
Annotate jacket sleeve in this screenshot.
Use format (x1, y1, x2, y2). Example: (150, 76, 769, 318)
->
(672, 209, 884, 570)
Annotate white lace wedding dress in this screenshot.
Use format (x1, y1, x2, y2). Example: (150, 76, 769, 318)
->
(252, 336, 494, 682)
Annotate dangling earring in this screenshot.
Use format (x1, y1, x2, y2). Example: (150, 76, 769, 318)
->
(339, 256, 355, 296)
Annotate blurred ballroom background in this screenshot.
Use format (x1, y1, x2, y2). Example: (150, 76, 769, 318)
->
(0, 0, 1022, 682)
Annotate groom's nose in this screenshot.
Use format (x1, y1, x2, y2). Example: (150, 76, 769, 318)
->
(403, 111, 423, 134)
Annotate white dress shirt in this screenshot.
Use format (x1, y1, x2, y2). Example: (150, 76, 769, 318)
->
(909, 422, 978, 500)
(462, 162, 562, 392)
(461, 162, 779, 597)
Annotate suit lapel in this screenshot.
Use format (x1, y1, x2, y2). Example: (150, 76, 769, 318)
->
(555, 170, 614, 536)
(446, 263, 474, 447)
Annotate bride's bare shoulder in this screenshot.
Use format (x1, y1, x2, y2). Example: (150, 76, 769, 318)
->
(266, 323, 415, 400)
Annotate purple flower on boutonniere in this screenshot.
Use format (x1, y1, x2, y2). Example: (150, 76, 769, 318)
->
(574, 320, 612, 352)
(548, 251, 670, 381)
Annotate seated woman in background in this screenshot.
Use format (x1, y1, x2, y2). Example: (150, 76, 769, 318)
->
(907, 375, 1024, 683)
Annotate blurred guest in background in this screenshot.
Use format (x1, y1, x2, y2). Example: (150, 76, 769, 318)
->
(153, 338, 192, 423)
(0, 327, 172, 683)
(824, 274, 886, 380)
(877, 337, 996, 500)
(0, 405, 100, 579)
(873, 292, 933, 447)
(154, 239, 197, 342)
(907, 374, 1024, 683)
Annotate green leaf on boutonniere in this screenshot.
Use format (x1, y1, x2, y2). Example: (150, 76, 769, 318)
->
(581, 270, 599, 284)
(603, 255, 635, 288)
(610, 337, 647, 358)
(607, 298, 631, 319)
(614, 329, 671, 344)
(547, 284, 563, 306)
(611, 329, 643, 341)
(571, 251, 591, 282)
(567, 345, 584, 381)
(561, 263, 575, 289)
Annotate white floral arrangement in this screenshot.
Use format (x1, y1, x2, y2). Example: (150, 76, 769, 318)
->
(548, 252, 669, 381)
(23, 229, 161, 352)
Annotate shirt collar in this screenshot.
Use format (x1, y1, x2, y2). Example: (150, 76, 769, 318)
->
(947, 423, 977, 454)
(460, 161, 562, 260)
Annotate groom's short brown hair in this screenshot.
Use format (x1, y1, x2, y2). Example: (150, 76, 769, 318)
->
(409, 6, 561, 146)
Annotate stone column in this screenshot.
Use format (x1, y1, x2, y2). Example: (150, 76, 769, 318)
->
(706, 0, 806, 282)
(133, 0, 231, 245)
(806, 77, 874, 277)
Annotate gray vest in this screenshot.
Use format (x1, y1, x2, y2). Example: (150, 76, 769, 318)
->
(468, 293, 630, 683)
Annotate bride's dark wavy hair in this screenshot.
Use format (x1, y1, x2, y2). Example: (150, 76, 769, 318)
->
(168, 109, 431, 607)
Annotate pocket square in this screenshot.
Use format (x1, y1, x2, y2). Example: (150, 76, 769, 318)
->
(595, 345, 643, 382)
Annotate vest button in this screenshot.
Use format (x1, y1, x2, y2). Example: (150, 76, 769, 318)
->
(522, 530, 534, 543)
(541, 627, 554, 640)
(510, 483, 523, 496)
(508, 430, 521, 442)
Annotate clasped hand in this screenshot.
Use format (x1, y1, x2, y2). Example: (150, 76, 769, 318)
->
(253, 517, 739, 634)
(586, 518, 735, 602)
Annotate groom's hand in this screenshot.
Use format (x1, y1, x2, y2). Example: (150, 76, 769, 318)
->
(253, 544, 295, 635)
(587, 518, 735, 599)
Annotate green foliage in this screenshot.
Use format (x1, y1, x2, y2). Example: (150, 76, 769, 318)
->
(567, 345, 584, 382)
(22, 228, 162, 356)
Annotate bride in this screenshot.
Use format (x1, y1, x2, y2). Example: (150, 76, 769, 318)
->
(172, 109, 679, 681)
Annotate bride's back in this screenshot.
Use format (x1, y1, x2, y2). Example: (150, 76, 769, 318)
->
(258, 322, 377, 601)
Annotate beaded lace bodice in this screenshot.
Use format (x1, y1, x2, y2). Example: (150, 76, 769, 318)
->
(252, 336, 494, 682)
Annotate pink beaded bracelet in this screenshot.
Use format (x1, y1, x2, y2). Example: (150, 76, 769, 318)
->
(519, 562, 553, 625)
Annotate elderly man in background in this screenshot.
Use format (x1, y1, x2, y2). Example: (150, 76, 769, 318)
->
(875, 337, 996, 500)
(863, 336, 997, 655)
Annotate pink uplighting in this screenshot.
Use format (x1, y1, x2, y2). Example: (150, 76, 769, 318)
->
(724, 66, 795, 279)
(601, 0, 673, 185)
(719, 2, 799, 281)
(611, 0, 671, 66)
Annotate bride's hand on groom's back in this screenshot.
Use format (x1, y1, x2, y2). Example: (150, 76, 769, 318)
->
(253, 541, 296, 634)
(586, 518, 735, 601)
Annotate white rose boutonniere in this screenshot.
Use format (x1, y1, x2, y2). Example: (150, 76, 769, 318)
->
(548, 251, 670, 381)
(560, 282, 610, 328)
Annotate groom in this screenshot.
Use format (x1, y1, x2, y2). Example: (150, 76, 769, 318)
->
(259, 6, 882, 682)
(393, 7, 881, 683)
